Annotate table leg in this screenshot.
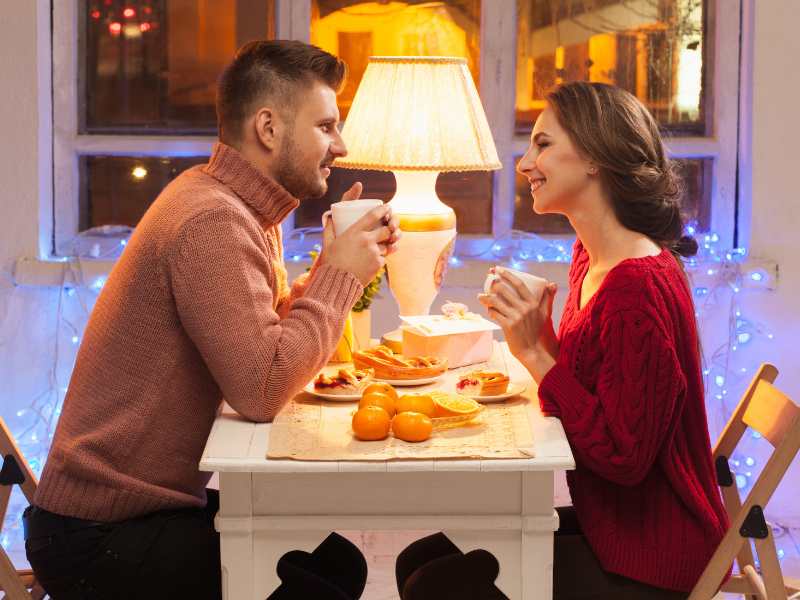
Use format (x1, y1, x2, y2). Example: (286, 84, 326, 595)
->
(217, 473, 254, 600)
(521, 472, 560, 600)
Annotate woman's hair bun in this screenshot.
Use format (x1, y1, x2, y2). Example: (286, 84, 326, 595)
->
(673, 235, 698, 258)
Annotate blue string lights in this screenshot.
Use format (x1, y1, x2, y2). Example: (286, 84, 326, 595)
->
(1, 223, 790, 563)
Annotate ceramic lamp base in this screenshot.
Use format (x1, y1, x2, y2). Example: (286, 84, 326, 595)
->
(385, 227, 456, 317)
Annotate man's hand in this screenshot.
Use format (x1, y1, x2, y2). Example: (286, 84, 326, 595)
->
(341, 181, 362, 201)
(322, 202, 401, 286)
(318, 182, 401, 285)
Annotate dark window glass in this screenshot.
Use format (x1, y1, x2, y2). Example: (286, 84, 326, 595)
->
(79, 155, 208, 230)
(82, 0, 275, 134)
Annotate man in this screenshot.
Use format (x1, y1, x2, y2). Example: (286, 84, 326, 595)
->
(23, 40, 399, 598)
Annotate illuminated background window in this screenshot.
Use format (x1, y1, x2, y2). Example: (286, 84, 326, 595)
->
(515, 0, 705, 134)
(311, 0, 481, 119)
(301, 0, 491, 233)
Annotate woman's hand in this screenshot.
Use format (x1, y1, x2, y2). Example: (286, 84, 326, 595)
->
(478, 268, 559, 382)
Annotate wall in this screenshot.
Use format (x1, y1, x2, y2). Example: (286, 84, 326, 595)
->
(744, 0, 800, 524)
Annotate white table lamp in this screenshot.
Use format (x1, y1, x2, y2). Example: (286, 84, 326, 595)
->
(335, 56, 500, 328)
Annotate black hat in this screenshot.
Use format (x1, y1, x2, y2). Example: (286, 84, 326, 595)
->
(396, 532, 509, 600)
(267, 532, 368, 600)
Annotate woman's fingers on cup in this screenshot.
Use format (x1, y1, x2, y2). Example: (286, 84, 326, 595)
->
(497, 269, 534, 300)
(492, 280, 526, 309)
(341, 181, 363, 202)
(478, 294, 511, 329)
(545, 283, 557, 315)
(479, 291, 517, 321)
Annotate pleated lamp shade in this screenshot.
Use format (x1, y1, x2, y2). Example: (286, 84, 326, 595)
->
(335, 56, 501, 172)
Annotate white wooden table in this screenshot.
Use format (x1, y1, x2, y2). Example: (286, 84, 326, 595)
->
(200, 344, 574, 599)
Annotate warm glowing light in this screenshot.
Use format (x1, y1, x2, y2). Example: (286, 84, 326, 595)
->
(677, 45, 702, 116)
(123, 7, 136, 18)
(139, 22, 151, 32)
(108, 21, 122, 35)
(132, 166, 148, 179)
(90, 9, 101, 19)
(123, 24, 142, 38)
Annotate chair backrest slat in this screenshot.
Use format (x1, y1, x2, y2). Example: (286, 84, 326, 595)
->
(0, 417, 37, 599)
(0, 418, 37, 503)
(714, 364, 778, 459)
(743, 379, 800, 448)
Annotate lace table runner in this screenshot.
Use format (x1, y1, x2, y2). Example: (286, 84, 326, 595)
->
(267, 394, 536, 461)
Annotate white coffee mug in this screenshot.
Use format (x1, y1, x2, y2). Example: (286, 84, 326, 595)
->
(322, 199, 384, 236)
(484, 266, 548, 296)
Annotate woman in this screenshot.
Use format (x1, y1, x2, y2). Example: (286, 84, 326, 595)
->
(479, 82, 728, 599)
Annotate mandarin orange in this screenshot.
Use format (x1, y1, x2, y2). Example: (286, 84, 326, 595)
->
(352, 406, 391, 441)
(359, 391, 396, 417)
(391, 411, 433, 443)
(395, 394, 436, 418)
(362, 382, 399, 403)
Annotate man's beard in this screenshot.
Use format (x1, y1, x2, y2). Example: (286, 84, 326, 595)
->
(275, 135, 328, 200)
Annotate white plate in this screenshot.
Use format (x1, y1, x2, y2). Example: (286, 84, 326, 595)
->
(457, 382, 527, 403)
(302, 382, 360, 401)
(375, 375, 442, 386)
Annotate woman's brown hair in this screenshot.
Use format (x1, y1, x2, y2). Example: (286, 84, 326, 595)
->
(546, 81, 697, 258)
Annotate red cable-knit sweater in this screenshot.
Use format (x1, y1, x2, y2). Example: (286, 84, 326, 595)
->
(538, 240, 729, 592)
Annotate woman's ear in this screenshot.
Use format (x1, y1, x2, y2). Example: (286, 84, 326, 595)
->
(587, 164, 598, 175)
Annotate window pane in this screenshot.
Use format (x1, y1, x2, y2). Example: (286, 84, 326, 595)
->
(294, 168, 493, 234)
(311, 0, 481, 119)
(512, 156, 712, 234)
(79, 156, 208, 230)
(83, 1, 275, 134)
(516, 0, 707, 134)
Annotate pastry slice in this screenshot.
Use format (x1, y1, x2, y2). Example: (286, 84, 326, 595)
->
(456, 371, 510, 396)
(313, 368, 374, 395)
(353, 346, 447, 380)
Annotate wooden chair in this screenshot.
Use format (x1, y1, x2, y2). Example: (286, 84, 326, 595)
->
(0, 416, 45, 600)
(690, 364, 800, 600)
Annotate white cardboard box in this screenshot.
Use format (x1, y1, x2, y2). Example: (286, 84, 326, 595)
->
(399, 315, 499, 368)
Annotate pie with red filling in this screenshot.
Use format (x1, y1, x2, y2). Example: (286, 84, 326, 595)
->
(313, 368, 374, 395)
(456, 371, 509, 396)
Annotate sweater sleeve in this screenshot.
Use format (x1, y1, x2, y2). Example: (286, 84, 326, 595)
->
(275, 258, 321, 319)
(168, 206, 362, 422)
(538, 308, 686, 486)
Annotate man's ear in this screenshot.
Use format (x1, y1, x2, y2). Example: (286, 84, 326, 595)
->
(253, 107, 280, 151)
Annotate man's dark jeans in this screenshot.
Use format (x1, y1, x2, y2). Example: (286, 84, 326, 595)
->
(23, 490, 222, 600)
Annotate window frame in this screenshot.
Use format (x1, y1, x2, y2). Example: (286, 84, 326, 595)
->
(50, 0, 746, 257)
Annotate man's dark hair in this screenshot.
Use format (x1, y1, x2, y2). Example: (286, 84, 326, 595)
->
(216, 40, 346, 144)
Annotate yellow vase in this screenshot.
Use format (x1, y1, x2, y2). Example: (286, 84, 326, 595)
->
(330, 313, 354, 363)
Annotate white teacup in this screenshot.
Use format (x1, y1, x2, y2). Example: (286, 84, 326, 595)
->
(484, 266, 548, 296)
(322, 199, 384, 236)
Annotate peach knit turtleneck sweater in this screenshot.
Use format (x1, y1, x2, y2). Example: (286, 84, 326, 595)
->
(34, 143, 362, 521)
